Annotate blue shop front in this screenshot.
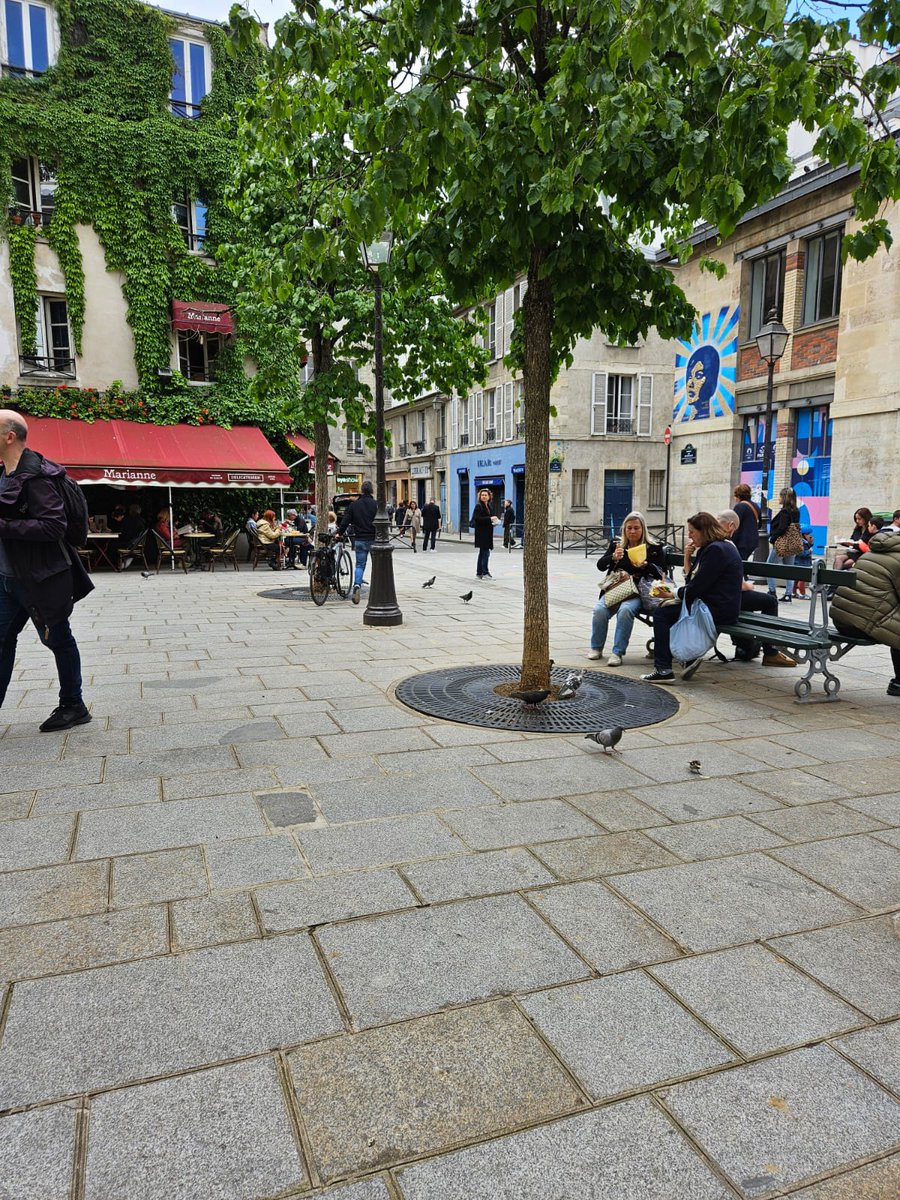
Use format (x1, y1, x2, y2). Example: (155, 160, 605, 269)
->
(449, 445, 526, 537)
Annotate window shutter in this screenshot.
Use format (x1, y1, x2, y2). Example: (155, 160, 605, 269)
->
(637, 374, 653, 436)
(591, 372, 607, 436)
(494, 292, 504, 358)
(503, 381, 513, 440)
(504, 289, 514, 357)
(451, 395, 459, 449)
(475, 390, 484, 444)
(468, 393, 475, 445)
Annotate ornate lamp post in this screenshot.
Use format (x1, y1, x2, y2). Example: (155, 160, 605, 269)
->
(754, 307, 790, 553)
(360, 231, 402, 626)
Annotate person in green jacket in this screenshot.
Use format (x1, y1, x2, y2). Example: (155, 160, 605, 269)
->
(831, 529, 900, 697)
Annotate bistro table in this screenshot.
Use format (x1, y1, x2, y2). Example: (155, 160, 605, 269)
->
(182, 531, 215, 570)
(86, 532, 120, 571)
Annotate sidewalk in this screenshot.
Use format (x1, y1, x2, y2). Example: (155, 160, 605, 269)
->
(0, 545, 898, 1199)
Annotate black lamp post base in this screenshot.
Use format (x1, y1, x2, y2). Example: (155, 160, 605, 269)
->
(363, 540, 402, 627)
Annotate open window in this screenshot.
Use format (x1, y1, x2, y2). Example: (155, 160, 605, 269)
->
(20, 296, 75, 377)
(177, 329, 221, 382)
(1, 0, 58, 77)
(9, 157, 56, 227)
(172, 193, 207, 251)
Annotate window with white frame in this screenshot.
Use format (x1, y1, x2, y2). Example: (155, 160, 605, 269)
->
(346, 428, 364, 454)
(172, 194, 207, 251)
(485, 303, 497, 359)
(802, 228, 842, 325)
(474, 390, 484, 444)
(503, 381, 514, 440)
(169, 35, 211, 118)
(648, 469, 665, 509)
(10, 157, 56, 226)
(399, 414, 408, 453)
(748, 248, 785, 338)
(1, 0, 57, 76)
(459, 395, 470, 446)
(177, 329, 221, 382)
(485, 388, 497, 440)
(20, 296, 74, 376)
(591, 373, 652, 435)
(516, 380, 524, 435)
(416, 409, 426, 447)
(571, 469, 589, 510)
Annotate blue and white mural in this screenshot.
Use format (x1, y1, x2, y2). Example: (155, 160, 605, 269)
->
(673, 305, 739, 422)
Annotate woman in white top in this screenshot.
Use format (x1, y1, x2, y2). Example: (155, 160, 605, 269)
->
(404, 500, 423, 553)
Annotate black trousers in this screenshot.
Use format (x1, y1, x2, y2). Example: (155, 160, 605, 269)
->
(735, 590, 779, 657)
(422, 527, 437, 551)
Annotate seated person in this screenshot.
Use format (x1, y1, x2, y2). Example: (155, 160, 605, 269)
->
(285, 508, 310, 569)
(833, 507, 872, 571)
(154, 509, 182, 549)
(118, 503, 145, 547)
(857, 515, 885, 554)
(198, 509, 223, 541)
(589, 511, 667, 666)
(256, 509, 285, 568)
(108, 504, 126, 535)
(832, 525, 900, 697)
(718, 510, 796, 667)
(246, 509, 260, 537)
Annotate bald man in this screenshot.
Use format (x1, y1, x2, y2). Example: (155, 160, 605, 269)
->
(0, 410, 93, 731)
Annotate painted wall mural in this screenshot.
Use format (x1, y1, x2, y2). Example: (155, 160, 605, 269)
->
(673, 305, 739, 422)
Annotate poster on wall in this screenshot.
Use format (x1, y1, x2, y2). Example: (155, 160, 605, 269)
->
(673, 305, 739, 422)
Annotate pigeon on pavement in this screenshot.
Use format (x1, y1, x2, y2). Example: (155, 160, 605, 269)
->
(564, 669, 585, 692)
(422, 576, 436, 588)
(584, 726, 623, 753)
(509, 689, 551, 707)
(460, 590, 473, 603)
(688, 760, 703, 775)
(141, 572, 153, 579)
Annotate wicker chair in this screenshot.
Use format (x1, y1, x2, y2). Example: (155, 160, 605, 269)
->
(77, 547, 93, 573)
(151, 529, 188, 574)
(117, 529, 150, 572)
(250, 533, 280, 570)
(203, 528, 240, 573)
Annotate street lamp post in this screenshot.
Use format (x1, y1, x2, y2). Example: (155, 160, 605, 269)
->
(754, 308, 790, 554)
(361, 232, 402, 626)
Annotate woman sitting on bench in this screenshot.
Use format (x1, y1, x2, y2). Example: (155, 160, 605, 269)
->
(833, 506, 873, 572)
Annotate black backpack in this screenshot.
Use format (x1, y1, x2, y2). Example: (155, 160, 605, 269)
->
(52, 474, 90, 548)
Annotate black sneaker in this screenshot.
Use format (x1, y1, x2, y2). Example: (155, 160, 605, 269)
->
(681, 656, 704, 680)
(641, 670, 675, 684)
(352, 585, 361, 605)
(887, 679, 900, 698)
(40, 703, 92, 732)
(780, 595, 792, 603)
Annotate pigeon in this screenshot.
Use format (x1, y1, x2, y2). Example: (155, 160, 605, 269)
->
(509, 689, 551, 707)
(564, 669, 585, 692)
(460, 590, 473, 603)
(422, 576, 436, 588)
(141, 571, 153, 579)
(557, 685, 577, 701)
(584, 726, 623, 753)
(688, 760, 702, 775)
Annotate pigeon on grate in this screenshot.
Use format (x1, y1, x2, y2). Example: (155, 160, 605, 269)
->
(509, 689, 551, 707)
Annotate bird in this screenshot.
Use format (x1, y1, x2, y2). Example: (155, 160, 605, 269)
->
(460, 590, 473, 603)
(422, 576, 436, 588)
(584, 726, 623, 753)
(557, 685, 577, 701)
(564, 669, 585, 692)
(141, 571, 153, 579)
(509, 688, 551, 707)
(688, 760, 702, 775)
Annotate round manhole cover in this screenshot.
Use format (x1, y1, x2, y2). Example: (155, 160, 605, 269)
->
(256, 587, 315, 602)
(395, 664, 679, 733)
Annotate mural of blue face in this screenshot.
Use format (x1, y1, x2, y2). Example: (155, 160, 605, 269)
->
(683, 345, 720, 421)
(673, 305, 739, 423)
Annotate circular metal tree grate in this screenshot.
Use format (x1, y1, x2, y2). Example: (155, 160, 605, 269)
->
(395, 664, 679, 733)
(256, 587, 315, 602)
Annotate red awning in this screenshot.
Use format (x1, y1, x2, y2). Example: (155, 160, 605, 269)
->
(288, 433, 337, 472)
(25, 417, 292, 488)
(172, 300, 235, 335)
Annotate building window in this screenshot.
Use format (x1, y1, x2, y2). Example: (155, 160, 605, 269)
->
(177, 329, 221, 382)
(20, 296, 74, 376)
(485, 388, 497, 440)
(172, 194, 207, 251)
(516, 380, 525, 436)
(571, 469, 589, 510)
(748, 248, 785, 338)
(10, 157, 56, 226)
(648, 469, 665, 509)
(486, 302, 497, 359)
(169, 36, 210, 118)
(802, 229, 842, 325)
(1, 0, 55, 76)
(346, 428, 364, 454)
(606, 375, 633, 434)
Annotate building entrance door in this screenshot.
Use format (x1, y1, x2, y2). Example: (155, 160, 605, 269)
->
(603, 470, 634, 537)
(459, 476, 470, 534)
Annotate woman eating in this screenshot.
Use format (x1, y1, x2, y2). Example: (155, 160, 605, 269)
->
(589, 512, 667, 666)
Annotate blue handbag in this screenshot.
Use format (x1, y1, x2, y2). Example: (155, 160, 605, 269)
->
(670, 599, 717, 662)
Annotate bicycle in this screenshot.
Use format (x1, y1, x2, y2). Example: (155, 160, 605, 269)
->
(308, 534, 353, 605)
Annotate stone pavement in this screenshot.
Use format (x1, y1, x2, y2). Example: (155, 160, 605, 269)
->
(0, 540, 898, 1199)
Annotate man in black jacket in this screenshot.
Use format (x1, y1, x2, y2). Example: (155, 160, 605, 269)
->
(421, 498, 441, 552)
(0, 410, 93, 731)
(338, 480, 377, 604)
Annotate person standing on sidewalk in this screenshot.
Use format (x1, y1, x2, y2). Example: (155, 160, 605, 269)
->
(471, 488, 498, 580)
(502, 499, 517, 548)
(404, 500, 422, 552)
(421, 498, 441, 552)
(338, 480, 377, 604)
(0, 410, 93, 731)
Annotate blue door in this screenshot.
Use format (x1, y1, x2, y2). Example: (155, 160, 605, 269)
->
(603, 470, 633, 537)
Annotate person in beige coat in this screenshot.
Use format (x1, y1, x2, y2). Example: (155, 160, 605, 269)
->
(404, 500, 423, 552)
(831, 529, 900, 697)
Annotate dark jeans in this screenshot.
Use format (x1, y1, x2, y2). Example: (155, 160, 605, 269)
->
(0, 575, 83, 709)
(422, 527, 437, 551)
(894, 646, 900, 679)
(503, 526, 516, 547)
(476, 546, 491, 577)
(353, 539, 373, 588)
(287, 541, 309, 568)
(734, 589, 780, 657)
(651, 602, 683, 671)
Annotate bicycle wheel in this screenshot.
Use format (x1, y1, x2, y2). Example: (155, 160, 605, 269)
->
(335, 546, 353, 599)
(309, 556, 329, 606)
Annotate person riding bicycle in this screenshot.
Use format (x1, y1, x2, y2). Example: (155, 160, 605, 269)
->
(338, 480, 377, 605)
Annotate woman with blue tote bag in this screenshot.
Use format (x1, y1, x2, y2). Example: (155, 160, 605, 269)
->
(642, 512, 744, 684)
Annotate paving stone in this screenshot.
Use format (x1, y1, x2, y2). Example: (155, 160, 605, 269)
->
(876, 828, 900, 849)
(772, 728, 898, 765)
(375, 745, 500, 774)
(613, 853, 859, 952)
(521, 973, 732, 1099)
(394, 1098, 731, 1199)
(298, 813, 465, 874)
(290, 1000, 584, 1181)
(112, 848, 208, 906)
(627, 778, 781, 821)
(789, 1155, 900, 1199)
(0, 791, 34, 820)
(205, 835, 308, 890)
(308, 1183, 392, 1200)
(316, 894, 590, 1028)
(771, 836, 900, 911)
(0, 907, 168, 985)
(443, 800, 602, 850)
(0, 814, 75, 871)
(527, 881, 682, 971)
(62, 728, 129, 758)
(102, 745, 240, 783)
(618, 742, 767, 784)
(234, 737, 331, 769)
(0, 1102, 77, 1200)
(171, 893, 259, 949)
(737, 771, 857, 806)
(311, 768, 497, 822)
(256, 870, 418, 932)
(803, 756, 900, 797)
(0, 860, 109, 929)
(318, 728, 439, 760)
(664, 1046, 900, 1197)
(566, 790, 671, 831)
(84, 1056, 306, 1200)
(651, 944, 865, 1057)
(32, 779, 161, 815)
(841, 792, 900, 823)
(257, 789, 317, 827)
(77, 795, 267, 858)
(833, 1021, 900, 1095)
(750, 802, 887, 841)
(644, 816, 789, 860)
(291, 707, 392, 735)
(163, 767, 279, 801)
(532, 832, 681, 879)
(0, 934, 342, 1107)
(402, 849, 554, 902)
(472, 755, 650, 802)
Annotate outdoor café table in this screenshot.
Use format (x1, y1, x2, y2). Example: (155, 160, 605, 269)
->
(182, 531, 215, 569)
(86, 532, 120, 571)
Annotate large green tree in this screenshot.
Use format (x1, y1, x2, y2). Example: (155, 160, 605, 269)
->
(235, 0, 900, 685)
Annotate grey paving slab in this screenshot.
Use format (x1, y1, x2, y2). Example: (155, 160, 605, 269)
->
(298, 813, 466, 874)
(442, 800, 602, 850)
(0, 1102, 76, 1200)
(876, 828, 900, 849)
(316, 894, 590, 1028)
(521, 973, 733, 1099)
(256, 869, 417, 932)
(803, 756, 900, 797)
(62, 728, 129, 757)
(127, 721, 274, 754)
(171, 892, 259, 949)
(394, 1098, 731, 1199)
(532, 831, 681, 879)
(102, 745, 240, 783)
(308, 1183, 392, 1200)
(472, 754, 651, 802)
(290, 1000, 584, 1181)
(256, 788, 317, 827)
(0, 791, 32, 820)
(329, 704, 424, 733)
(0, 934, 342, 1107)
(402, 849, 554, 902)
(318, 728, 439, 760)
(233, 737, 333, 770)
(566, 790, 671, 831)
(737, 770, 858, 806)
(841, 792, 900, 823)
(376, 744, 501, 774)
(664, 1046, 900, 1197)
(751, 802, 888, 841)
(527, 881, 682, 971)
(84, 1056, 306, 1200)
(112, 847, 208, 906)
(205, 834, 309, 890)
(0, 860, 109, 929)
(645, 816, 788, 860)
(651, 944, 865, 1057)
(773, 727, 898, 764)
(0, 907, 168, 985)
(834, 1021, 900, 1095)
(163, 766, 278, 801)
(618, 742, 766, 784)
(0, 814, 74, 871)
(627, 778, 782, 821)
(32, 779, 161, 815)
(771, 836, 900, 911)
(76, 795, 267, 858)
(788, 1155, 900, 1199)
(311, 768, 497, 822)
(613, 853, 859, 952)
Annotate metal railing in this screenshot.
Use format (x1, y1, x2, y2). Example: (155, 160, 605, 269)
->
(538, 523, 683, 556)
(516, 421, 525, 436)
(485, 426, 497, 441)
(434, 436, 446, 451)
(605, 418, 634, 435)
(398, 443, 409, 456)
(460, 433, 470, 446)
(412, 440, 425, 453)
(19, 355, 76, 378)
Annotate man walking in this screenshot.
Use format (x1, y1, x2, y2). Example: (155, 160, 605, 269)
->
(502, 498, 517, 548)
(0, 410, 93, 731)
(421, 497, 441, 552)
(338, 480, 377, 604)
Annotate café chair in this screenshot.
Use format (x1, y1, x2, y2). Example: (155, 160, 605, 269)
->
(151, 530, 189, 574)
(117, 529, 150, 572)
(250, 534, 279, 570)
(203, 528, 240, 573)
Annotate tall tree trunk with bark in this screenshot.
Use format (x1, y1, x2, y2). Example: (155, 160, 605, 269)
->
(312, 325, 333, 542)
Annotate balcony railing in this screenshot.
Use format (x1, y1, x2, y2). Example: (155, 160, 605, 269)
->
(434, 436, 446, 451)
(412, 440, 425, 453)
(605, 418, 634, 435)
(516, 421, 525, 436)
(1, 63, 45, 79)
(398, 442, 409, 456)
(460, 433, 470, 447)
(170, 99, 203, 118)
(19, 355, 76, 379)
(485, 426, 497, 442)
(8, 206, 52, 230)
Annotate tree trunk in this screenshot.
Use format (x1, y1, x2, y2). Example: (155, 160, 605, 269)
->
(519, 251, 553, 690)
(312, 326, 333, 542)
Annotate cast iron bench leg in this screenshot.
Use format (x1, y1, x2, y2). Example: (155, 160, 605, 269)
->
(794, 644, 842, 703)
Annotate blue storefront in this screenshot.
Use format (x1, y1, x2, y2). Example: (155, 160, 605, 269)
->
(449, 445, 526, 537)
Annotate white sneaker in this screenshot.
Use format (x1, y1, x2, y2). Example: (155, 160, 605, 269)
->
(587, 649, 602, 660)
(607, 654, 622, 666)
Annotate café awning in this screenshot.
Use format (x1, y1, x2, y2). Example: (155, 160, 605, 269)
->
(171, 301, 235, 335)
(25, 416, 292, 488)
(288, 433, 337, 472)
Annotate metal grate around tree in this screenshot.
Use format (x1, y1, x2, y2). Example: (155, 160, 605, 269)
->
(256, 587, 315, 602)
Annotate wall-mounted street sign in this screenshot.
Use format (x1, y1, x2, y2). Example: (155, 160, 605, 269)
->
(680, 444, 697, 465)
